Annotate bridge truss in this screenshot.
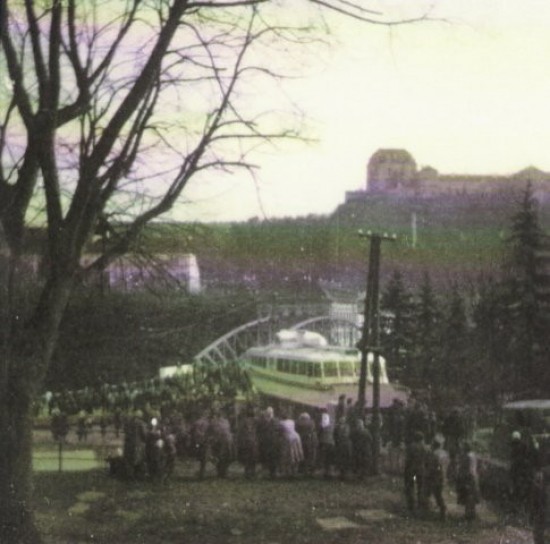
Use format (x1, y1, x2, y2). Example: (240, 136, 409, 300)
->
(193, 315, 360, 368)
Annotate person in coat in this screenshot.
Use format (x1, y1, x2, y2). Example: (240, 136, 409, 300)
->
(296, 412, 318, 477)
(404, 431, 428, 514)
(236, 404, 259, 478)
(145, 419, 165, 480)
(257, 406, 281, 478)
(334, 416, 353, 480)
(123, 410, 147, 479)
(351, 419, 373, 480)
(318, 408, 336, 479)
(191, 411, 210, 479)
(207, 409, 235, 478)
(455, 441, 479, 521)
(423, 438, 448, 520)
(278, 412, 304, 478)
(509, 430, 539, 513)
(384, 398, 406, 474)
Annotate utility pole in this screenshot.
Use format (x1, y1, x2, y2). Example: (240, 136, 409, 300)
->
(357, 230, 396, 474)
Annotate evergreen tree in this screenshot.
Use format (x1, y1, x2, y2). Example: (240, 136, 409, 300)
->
(409, 272, 442, 393)
(504, 184, 549, 395)
(471, 277, 516, 405)
(439, 285, 471, 400)
(380, 270, 414, 383)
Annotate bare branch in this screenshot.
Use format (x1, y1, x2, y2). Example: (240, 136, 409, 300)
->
(89, 0, 142, 85)
(0, 6, 35, 128)
(24, 0, 49, 106)
(309, 0, 434, 25)
(187, 0, 268, 7)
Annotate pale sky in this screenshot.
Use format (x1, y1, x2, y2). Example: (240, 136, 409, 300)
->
(172, 0, 550, 223)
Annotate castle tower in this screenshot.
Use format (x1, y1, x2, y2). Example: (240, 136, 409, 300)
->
(367, 149, 417, 193)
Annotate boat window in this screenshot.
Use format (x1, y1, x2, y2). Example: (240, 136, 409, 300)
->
(339, 362, 355, 377)
(288, 360, 297, 374)
(323, 361, 338, 377)
(313, 364, 321, 378)
(297, 361, 307, 376)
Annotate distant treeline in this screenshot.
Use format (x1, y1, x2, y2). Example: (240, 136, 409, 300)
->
(48, 291, 258, 392)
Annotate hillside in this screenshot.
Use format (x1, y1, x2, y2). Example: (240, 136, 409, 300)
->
(326, 191, 550, 287)
(164, 190, 550, 290)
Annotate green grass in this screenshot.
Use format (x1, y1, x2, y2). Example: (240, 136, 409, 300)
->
(32, 460, 527, 544)
(33, 448, 103, 472)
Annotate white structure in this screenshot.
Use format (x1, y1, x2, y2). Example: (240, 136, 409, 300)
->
(81, 252, 201, 293)
(159, 364, 194, 380)
(319, 280, 363, 346)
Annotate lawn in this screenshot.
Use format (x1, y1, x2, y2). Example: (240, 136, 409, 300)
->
(33, 448, 103, 472)
(33, 460, 534, 544)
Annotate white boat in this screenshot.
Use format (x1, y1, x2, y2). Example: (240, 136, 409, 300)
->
(240, 329, 407, 410)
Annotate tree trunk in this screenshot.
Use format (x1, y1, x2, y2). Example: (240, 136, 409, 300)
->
(0, 380, 42, 544)
(0, 225, 42, 542)
(0, 224, 76, 543)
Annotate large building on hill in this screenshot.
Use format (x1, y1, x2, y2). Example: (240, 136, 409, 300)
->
(346, 149, 550, 202)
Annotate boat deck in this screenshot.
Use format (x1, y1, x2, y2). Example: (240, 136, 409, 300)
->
(251, 372, 408, 411)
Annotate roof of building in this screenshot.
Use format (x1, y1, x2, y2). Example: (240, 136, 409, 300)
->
(368, 149, 416, 166)
(512, 166, 550, 182)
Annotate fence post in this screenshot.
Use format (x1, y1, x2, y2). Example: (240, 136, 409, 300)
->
(58, 440, 63, 472)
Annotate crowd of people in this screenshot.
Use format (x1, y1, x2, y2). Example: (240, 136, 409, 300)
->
(383, 397, 481, 522)
(40, 373, 245, 421)
(48, 387, 546, 525)
(116, 401, 376, 484)
(104, 392, 486, 522)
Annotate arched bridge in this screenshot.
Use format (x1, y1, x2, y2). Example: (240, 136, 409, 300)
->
(193, 316, 272, 367)
(193, 315, 359, 368)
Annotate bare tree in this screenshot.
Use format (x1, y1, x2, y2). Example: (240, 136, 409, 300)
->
(0, 0, 429, 541)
